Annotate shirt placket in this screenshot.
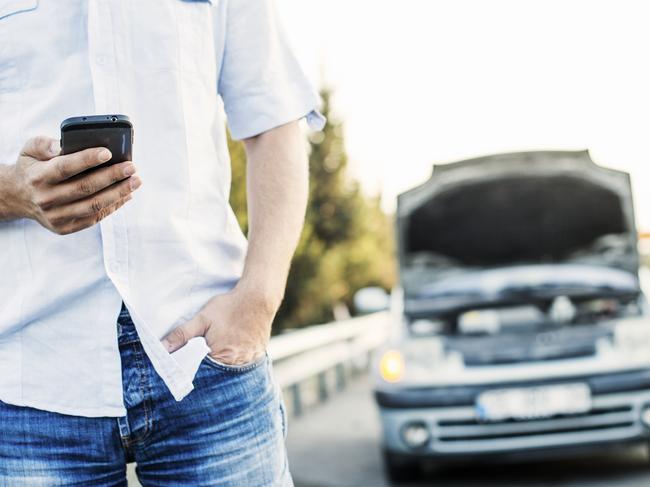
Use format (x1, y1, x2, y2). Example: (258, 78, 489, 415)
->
(86, 1, 195, 402)
(87, 0, 128, 290)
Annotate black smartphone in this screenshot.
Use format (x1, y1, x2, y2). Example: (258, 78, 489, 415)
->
(60, 115, 133, 170)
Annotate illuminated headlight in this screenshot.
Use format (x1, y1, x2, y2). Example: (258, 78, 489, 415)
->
(379, 350, 405, 383)
(401, 421, 430, 449)
(378, 339, 452, 383)
(614, 319, 650, 358)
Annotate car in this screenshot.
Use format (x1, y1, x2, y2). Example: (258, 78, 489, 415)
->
(365, 150, 650, 481)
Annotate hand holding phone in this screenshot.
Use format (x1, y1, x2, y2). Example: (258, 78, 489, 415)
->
(2, 115, 140, 234)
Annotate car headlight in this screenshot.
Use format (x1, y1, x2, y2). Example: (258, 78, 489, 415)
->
(378, 338, 449, 383)
(379, 350, 405, 383)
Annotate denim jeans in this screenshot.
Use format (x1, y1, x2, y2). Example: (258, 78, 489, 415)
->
(0, 305, 293, 486)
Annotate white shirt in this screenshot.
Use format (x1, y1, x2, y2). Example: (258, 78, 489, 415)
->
(0, 0, 323, 417)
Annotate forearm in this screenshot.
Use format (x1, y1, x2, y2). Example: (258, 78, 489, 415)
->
(238, 121, 309, 312)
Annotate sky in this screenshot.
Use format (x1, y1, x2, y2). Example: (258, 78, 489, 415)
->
(277, 0, 650, 231)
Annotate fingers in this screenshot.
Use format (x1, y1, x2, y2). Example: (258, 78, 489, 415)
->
(21, 136, 60, 161)
(56, 194, 132, 235)
(161, 314, 211, 353)
(47, 161, 138, 206)
(46, 147, 112, 183)
(46, 175, 141, 223)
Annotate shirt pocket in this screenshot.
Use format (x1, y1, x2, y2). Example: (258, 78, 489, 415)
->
(0, 0, 37, 93)
(122, 0, 215, 76)
(0, 0, 36, 160)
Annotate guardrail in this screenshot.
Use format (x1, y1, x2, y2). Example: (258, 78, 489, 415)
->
(269, 311, 390, 417)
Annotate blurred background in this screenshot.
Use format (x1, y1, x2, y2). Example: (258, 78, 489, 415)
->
(231, 1, 650, 486)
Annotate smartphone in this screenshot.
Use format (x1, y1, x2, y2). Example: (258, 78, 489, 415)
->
(60, 115, 133, 170)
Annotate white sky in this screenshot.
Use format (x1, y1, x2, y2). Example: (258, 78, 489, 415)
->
(277, 0, 650, 231)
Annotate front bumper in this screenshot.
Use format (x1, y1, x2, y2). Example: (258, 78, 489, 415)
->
(377, 369, 650, 457)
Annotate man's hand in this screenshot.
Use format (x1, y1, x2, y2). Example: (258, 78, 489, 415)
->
(161, 283, 276, 365)
(0, 136, 141, 234)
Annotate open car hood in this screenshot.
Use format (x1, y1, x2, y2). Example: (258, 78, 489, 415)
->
(397, 150, 640, 311)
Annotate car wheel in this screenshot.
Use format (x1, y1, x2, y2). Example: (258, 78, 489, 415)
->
(383, 450, 422, 483)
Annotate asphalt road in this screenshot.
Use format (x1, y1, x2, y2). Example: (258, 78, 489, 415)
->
(286, 376, 650, 487)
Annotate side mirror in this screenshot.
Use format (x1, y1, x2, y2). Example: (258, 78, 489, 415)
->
(354, 287, 390, 314)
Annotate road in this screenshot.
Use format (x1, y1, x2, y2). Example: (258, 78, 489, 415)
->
(286, 376, 650, 487)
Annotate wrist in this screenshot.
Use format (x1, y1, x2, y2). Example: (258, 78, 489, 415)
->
(0, 164, 30, 221)
(234, 275, 284, 317)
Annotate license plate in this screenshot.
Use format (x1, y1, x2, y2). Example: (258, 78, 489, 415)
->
(476, 383, 591, 422)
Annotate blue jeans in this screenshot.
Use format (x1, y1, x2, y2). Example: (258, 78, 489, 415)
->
(0, 305, 293, 486)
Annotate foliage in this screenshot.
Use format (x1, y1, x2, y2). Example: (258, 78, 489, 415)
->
(228, 89, 396, 331)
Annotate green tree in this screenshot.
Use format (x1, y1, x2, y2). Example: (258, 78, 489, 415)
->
(229, 88, 395, 332)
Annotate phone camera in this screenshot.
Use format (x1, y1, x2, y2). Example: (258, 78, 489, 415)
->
(111, 116, 117, 122)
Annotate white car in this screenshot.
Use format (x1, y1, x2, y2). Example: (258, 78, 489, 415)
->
(369, 151, 650, 481)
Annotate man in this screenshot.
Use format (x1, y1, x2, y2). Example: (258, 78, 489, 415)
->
(0, 0, 323, 485)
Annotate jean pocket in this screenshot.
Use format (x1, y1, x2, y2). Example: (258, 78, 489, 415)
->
(203, 350, 269, 373)
(0, 0, 38, 21)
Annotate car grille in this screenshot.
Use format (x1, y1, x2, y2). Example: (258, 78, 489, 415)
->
(431, 393, 643, 454)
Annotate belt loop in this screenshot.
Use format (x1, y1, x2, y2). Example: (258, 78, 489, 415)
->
(117, 415, 131, 438)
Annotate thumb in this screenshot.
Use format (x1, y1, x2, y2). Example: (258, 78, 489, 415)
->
(161, 315, 209, 353)
(21, 136, 60, 161)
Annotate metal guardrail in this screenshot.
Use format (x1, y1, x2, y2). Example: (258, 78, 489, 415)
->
(269, 311, 390, 416)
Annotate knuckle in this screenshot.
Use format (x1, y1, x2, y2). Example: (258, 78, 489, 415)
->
(50, 224, 67, 236)
(77, 178, 95, 195)
(171, 327, 188, 346)
(32, 135, 49, 146)
(26, 170, 43, 188)
(119, 183, 132, 198)
(55, 160, 70, 180)
(35, 136, 51, 154)
(48, 213, 68, 230)
(89, 198, 103, 214)
(34, 194, 54, 210)
(196, 313, 212, 333)
(21, 137, 42, 156)
(89, 149, 104, 166)
(94, 206, 113, 223)
(111, 166, 125, 183)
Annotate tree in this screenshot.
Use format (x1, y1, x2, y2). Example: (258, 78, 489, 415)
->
(229, 88, 396, 332)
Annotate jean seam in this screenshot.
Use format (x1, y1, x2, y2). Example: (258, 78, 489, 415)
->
(122, 342, 153, 447)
